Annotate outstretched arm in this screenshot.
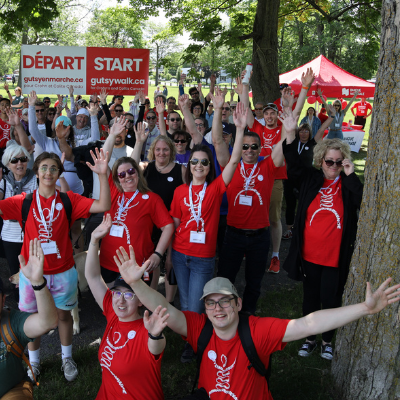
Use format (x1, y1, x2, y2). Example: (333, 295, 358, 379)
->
(293, 68, 315, 117)
(179, 94, 203, 144)
(155, 98, 167, 136)
(56, 121, 74, 161)
(283, 278, 400, 343)
(317, 89, 329, 112)
(131, 122, 149, 164)
(114, 245, 188, 337)
(313, 104, 336, 143)
(143, 306, 168, 355)
(343, 89, 360, 114)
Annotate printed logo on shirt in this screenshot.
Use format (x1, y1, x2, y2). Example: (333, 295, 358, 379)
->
(111, 194, 140, 244)
(234, 165, 263, 206)
(261, 128, 281, 152)
(310, 184, 341, 229)
(184, 190, 205, 231)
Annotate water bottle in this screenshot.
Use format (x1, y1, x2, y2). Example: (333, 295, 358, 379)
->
(242, 63, 253, 85)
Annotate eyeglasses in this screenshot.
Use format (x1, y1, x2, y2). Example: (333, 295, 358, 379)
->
(193, 107, 202, 111)
(117, 168, 136, 179)
(230, 106, 236, 110)
(125, 119, 133, 124)
(10, 156, 28, 164)
(39, 166, 59, 174)
(115, 109, 123, 113)
(111, 290, 136, 301)
(205, 297, 235, 310)
(191, 92, 199, 96)
(222, 107, 230, 111)
(324, 159, 343, 167)
(36, 109, 45, 113)
(169, 118, 181, 122)
(190, 158, 210, 167)
(147, 116, 157, 120)
(48, 112, 55, 116)
(208, 104, 213, 108)
(174, 139, 187, 144)
(242, 143, 259, 150)
(44, 100, 50, 104)
(255, 107, 263, 111)
(195, 123, 205, 128)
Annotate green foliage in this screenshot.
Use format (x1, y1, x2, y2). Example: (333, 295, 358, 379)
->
(84, 7, 144, 48)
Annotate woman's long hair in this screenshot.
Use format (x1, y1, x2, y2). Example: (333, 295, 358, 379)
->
(112, 157, 151, 194)
(184, 144, 216, 185)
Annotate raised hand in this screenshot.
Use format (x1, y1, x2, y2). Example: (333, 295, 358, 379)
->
(281, 87, 295, 109)
(143, 305, 169, 337)
(234, 76, 244, 97)
(209, 87, 224, 109)
(110, 115, 128, 136)
(99, 88, 108, 104)
(87, 103, 99, 117)
(301, 67, 315, 88)
(210, 74, 216, 84)
(178, 94, 190, 110)
(4, 83, 9, 92)
(139, 91, 146, 104)
(364, 278, 400, 314)
(220, 87, 228, 99)
(86, 148, 109, 175)
(278, 109, 299, 133)
(133, 121, 149, 143)
(6, 108, 20, 126)
(18, 239, 45, 286)
(114, 245, 150, 285)
(354, 89, 361, 97)
(341, 159, 355, 176)
(68, 85, 74, 96)
(327, 104, 336, 116)
(155, 97, 165, 114)
(28, 91, 38, 107)
(55, 120, 71, 140)
(92, 214, 112, 242)
(232, 102, 248, 129)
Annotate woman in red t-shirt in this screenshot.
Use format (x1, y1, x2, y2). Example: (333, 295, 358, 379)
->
(169, 102, 247, 362)
(87, 215, 168, 399)
(282, 115, 363, 361)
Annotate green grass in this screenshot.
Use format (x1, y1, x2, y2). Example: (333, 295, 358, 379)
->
(31, 284, 334, 400)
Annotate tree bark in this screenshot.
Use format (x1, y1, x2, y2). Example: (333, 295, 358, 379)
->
(331, 1, 400, 399)
(251, 0, 280, 105)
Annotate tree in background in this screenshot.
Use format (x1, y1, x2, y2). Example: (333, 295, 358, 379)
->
(331, 1, 400, 398)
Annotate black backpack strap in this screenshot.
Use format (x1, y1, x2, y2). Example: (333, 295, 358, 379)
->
(238, 313, 271, 383)
(192, 318, 214, 393)
(21, 193, 33, 236)
(59, 192, 72, 228)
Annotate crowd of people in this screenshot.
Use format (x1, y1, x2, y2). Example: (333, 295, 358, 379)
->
(0, 71, 397, 400)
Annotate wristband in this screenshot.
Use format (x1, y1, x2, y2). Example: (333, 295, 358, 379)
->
(148, 331, 164, 340)
(32, 277, 47, 291)
(154, 251, 163, 260)
(302, 86, 309, 90)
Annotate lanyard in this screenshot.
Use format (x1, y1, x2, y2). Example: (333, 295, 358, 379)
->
(335, 113, 340, 123)
(117, 190, 139, 222)
(321, 176, 340, 191)
(241, 161, 258, 193)
(189, 182, 207, 231)
(36, 189, 57, 238)
(298, 141, 307, 154)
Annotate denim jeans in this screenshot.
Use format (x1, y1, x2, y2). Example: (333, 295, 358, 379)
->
(327, 130, 343, 139)
(217, 227, 270, 314)
(171, 249, 216, 313)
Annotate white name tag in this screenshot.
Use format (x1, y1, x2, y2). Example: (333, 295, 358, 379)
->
(190, 231, 206, 244)
(110, 225, 124, 238)
(41, 241, 57, 255)
(335, 123, 340, 128)
(239, 195, 252, 206)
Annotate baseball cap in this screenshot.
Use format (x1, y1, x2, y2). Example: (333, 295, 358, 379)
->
(77, 99, 88, 106)
(111, 275, 134, 292)
(22, 108, 29, 116)
(77, 108, 90, 117)
(200, 277, 239, 300)
(263, 103, 279, 113)
(221, 122, 231, 135)
(43, 96, 51, 101)
(55, 115, 72, 127)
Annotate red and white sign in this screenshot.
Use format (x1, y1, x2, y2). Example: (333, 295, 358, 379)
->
(21, 45, 150, 95)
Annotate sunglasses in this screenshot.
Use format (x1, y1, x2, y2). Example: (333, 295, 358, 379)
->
(222, 107, 230, 111)
(193, 107, 202, 111)
(255, 107, 263, 111)
(324, 159, 343, 167)
(174, 139, 187, 144)
(242, 144, 260, 150)
(115, 109, 123, 112)
(230, 106, 237, 109)
(125, 119, 133, 124)
(191, 92, 199, 96)
(44, 100, 50, 103)
(10, 156, 28, 164)
(48, 112, 55, 116)
(169, 118, 181, 122)
(147, 116, 157, 120)
(208, 104, 213, 108)
(36, 109, 45, 113)
(190, 158, 210, 167)
(117, 168, 136, 179)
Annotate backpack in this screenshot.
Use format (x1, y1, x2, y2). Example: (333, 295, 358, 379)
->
(21, 192, 72, 235)
(0, 309, 39, 386)
(193, 313, 271, 393)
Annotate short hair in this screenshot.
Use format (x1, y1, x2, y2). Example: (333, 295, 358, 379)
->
(194, 117, 208, 130)
(33, 152, 64, 177)
(172, 130, 191, 142)
(167, 97, 176, 103)
(35, 101, 45, 107)
(147, 136, 176, 164)
(155, 94, 166, 104)
(189, 87, 198, 95)
(253, 101, 264, 108)
(185, 144, 216, 184)
(244, 131, 261, 146)
(0, 98, 10, 106)
(111, 157, 150, 194)
(124, 112, 134, 118)
(2, 142, 30, 167)
(146, 109, 157, 118)
(191, 102, 204, 114)
(167, 111, 181, 120)
(296, 124, 312, 142)
(313, 138, 351, 168)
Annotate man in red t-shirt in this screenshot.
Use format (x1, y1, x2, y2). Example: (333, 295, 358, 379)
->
(351, 97, 373, 128)
(116, 255, 400, 400)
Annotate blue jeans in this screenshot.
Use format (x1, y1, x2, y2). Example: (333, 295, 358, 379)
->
(327, 130, 343, 139)
(171, 249, 216, 313)
(217, 227, 270, 314)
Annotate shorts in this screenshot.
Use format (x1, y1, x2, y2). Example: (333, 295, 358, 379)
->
(269, 179, 284, 224)
(19, 267, 78, 312)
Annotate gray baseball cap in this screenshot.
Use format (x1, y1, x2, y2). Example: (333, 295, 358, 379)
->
(200, 277, 239, 300)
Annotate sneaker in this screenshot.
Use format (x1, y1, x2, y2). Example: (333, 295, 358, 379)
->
(298, 341, 317, 357)
(268, 257, 280, 273)
(321, 343, 334, 360)
(61, 357, 78, 381)
(180, 343, 194, 363)
(282, 229, 292, 240)
(27, 361, 40, 382)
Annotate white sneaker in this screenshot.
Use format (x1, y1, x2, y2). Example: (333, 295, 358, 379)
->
(27, 361, 40, 382)
(61, 357, 78, 381)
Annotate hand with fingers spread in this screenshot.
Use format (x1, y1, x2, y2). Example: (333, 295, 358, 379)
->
(278, 109, 299, 133)
(144, 306, 169, 337)
(341, 159, 355, 176)
(209, 87, 224, 109)
(327, 104, 337, 117)
(155, 97, 165, 114)
(99, 88, 108, 105)
(232, 102, 248, 129)
(55, 120, 71, 140)
(18, 239, 45, 286)
(234, 76, 244, 97)
(364, 278, 400, 314)
(68, 85, 74, 96)
(281, 87, 295, 109)
(28, 91, 37, 107)
(139, 91, 146, 105)
(6, 108, 21, 126)
(88, 103, 99, 117)
(110, 115, 128, 136)
(86, 148, 109, 176)
(114, 245, 149, 285)
(317, 89, 324, 99)
(178, 94, 190, 110)
(301, 67, 315, 89)
(134, 122, 149, 144)
(91, 214, 112, 243)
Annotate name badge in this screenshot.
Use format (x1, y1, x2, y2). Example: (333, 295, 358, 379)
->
(110, 225, 124, 238)
(335, 123, 340, 128)
(239, 195, 252, 206)
(41, 241, 57, 255)
(190, 231, 206, 244)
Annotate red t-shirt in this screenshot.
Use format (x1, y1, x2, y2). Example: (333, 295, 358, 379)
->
(318, 112, 329, 124)
(96, 290, 164, 400)
(0, 190, 93, 274)
(351, 101, 372, 117)
(226, 157, 277, 230)
(251, 120, 287, 180)
(302, 177, 344, 268)
(0, 119, 11, 149)
(273, 98, 296, 127)
(145, 109, 169, 131)
(170, 175, 226, 258)
(183, 311, 290, 400)
(100, 174, 173, 272)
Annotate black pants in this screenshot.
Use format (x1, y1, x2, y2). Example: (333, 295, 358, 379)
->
(283, 180, 297, 226)
(302, 259, 341, 343)
(3, 241, 23, 302)
(354, 115, 367, 129)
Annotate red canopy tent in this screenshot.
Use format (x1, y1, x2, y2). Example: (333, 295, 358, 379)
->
(279, 55, 375, 98)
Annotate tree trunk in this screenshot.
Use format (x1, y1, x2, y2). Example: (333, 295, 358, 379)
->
(316, 15, 325, 56)
(331, 2, 400, 399)
(18, 25, 29, 88)
(155, 43, 159, 86)
(251, 0, 280, 105)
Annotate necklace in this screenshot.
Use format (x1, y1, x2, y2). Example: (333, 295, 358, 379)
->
(156, 161, 171, 173)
